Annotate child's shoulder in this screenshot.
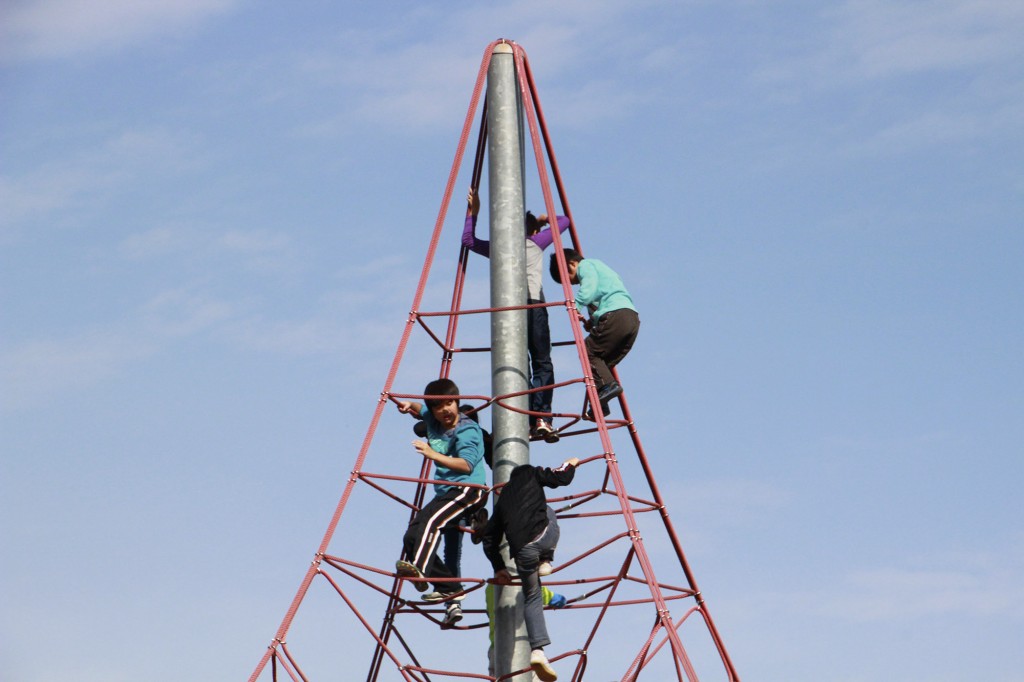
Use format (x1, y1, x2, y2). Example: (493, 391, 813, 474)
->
(454, 418, 483, 437)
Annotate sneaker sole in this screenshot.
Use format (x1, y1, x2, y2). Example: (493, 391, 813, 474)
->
(422, 592, 466, 603)
(531, 661, 557, 681)
(441, 611, 463, 629)
(395, 560, 429, 592)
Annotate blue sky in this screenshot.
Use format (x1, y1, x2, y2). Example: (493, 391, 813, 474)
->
(2, 1, 1022, 681)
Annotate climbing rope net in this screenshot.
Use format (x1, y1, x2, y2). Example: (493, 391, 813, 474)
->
(248, 39, 739, 682)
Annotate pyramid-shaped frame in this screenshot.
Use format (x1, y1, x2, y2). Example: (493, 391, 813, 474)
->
(248, 39, 740, 682)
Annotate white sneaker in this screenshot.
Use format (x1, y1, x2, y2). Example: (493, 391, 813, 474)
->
(538, 562, 553, 576)
(530, 649, 557, 681)
(422, 590, 465, 603)
(441, 602, 463, 629)
(532, 418, 560, 443)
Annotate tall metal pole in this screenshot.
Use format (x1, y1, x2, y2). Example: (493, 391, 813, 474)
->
(486, 41, 532, 678)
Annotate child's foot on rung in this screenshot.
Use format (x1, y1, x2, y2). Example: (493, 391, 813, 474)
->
(440, 601, 463, 629)
(395, 560, 429, 592)
(423, 590, 465, 603)
(530, 649, 557, 681)
(532, 418, 560, 443)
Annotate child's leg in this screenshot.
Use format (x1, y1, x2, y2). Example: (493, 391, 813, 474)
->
(604, 309, 640, 371)
(519, 564, 550, 650)
(441, 524, 462, 577)
(516, 507, 561, 650)
(526, 300, 555, 415)
(585, 309, 640, 387)
(404, 487, 483, 593)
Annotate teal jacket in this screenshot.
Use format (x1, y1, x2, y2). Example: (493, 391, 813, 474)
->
(418, 405, 487, 493)
(574, 258, 636, 321)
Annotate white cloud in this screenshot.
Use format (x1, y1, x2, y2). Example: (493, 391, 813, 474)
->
(117, 226, 196, 260)
(0, 285, 236, 410)
(141, 288, 235, 338)
(744, 0, 1024, 157)
(0, 330, 156, 410)
(827, 0, 1024, 80)
(754, 0, 1024, 88)
(1, 128, 208, 240)
(0, 0, 238, 62)
(216, 229, 299, 275)
(668, 477, 791, 529)
(334, 255, 409, 281)
(288, 0, 673, 136)
(222, 316, 350, 356)
(116, 224, 299, 276)
(538, 78, 646, 131)
(217, 229, 290, 254)
(0, 160, 125, 240)
(850, 88, 1024, 154)
(815, 561, 1024, 621)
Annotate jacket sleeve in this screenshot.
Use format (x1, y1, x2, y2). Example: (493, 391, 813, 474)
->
(528, 216, 570, 251)
(462, 214, 490, 257)
(480, 513, 506, 573)
(452, 422, 484, 471)
(536, 462, 576, 489)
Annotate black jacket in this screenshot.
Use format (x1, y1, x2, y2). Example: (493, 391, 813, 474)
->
(482, 461, 576, 572)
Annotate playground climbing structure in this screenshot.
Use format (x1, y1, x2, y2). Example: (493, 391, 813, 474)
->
(248, 39, 740, 682)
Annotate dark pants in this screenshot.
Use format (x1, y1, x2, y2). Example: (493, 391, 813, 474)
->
(403, 486, 485, 594)
(527, 298, 554, 416)
(585, 308, 640, 388)
(516, 506, 560, 650)
(441, 491, 489, 575)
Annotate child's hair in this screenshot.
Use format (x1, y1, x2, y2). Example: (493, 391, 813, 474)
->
(525, 211, 541, 236)
(549, 248, 583, 284)
(423, 378, 460, 409)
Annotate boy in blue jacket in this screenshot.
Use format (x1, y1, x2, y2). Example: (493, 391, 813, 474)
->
(550, 248, 640, 419)
(395, 378, 487, 627)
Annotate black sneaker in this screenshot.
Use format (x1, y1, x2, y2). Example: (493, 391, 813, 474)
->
(470, 507, 488, 545)
(583, 399, 611, 421)
(583, 383, 621, 420)
(441, 602, 463, 629)
(597, 381, 622, 403)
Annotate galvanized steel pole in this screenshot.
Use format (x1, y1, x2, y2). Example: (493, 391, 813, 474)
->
(486, 41, 532, 678)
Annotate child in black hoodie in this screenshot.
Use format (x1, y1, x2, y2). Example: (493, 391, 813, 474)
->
(480, 457, 579, 681)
